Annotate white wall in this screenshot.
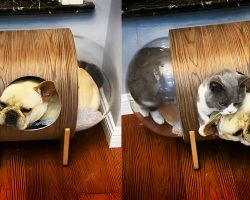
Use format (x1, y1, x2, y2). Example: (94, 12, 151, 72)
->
(0, 0, 112, 56)
(103, 0, 121, 125)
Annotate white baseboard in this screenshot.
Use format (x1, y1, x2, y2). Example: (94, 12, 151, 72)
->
(101, 93, 134, 147)
(100, 89, 121, 148)
(100, 93, 134, 147)
(102, 112, 121, 148)
(121, 93, 134, 115)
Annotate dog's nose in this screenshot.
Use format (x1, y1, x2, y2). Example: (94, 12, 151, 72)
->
(5, 110, 18, 126)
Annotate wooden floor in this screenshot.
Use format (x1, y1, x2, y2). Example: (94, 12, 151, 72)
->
(0, 124, 121, 200)
(123, 114, 250, 200)
(2, 115, 250, 200)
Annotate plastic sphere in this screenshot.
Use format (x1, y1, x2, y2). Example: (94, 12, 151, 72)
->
(126, 37, 181, 137)
(73, 36, 112, 130)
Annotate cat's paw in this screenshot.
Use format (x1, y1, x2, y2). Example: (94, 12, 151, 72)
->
(139, 106, 149, 117)
(150, 110, 165, 125)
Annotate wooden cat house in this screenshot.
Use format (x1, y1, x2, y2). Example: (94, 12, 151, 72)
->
(134, 21, 250, 169)
(168, 21, 250, 169)
(0, 28, 78, 166)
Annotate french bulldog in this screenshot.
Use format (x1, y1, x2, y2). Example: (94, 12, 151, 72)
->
(0, 67, 100, 130)
(0, 79, 57, 130)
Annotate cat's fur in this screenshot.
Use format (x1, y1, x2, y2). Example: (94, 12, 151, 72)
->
(197, 69, 250, 136)
(127, 47, 173, 124)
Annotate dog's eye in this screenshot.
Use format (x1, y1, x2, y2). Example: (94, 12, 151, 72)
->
(0, 102, 7, 108)
(21, 108, 32, 113)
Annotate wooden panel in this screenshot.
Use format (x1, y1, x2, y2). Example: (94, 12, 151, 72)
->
(227, 143, 250, 199)
(170, 22, 250, 141)
(80, 193, 121, 200)
(122, 115, 186, 200)
(0, 124, 122, 199)
(123, 114, 250, 200)
(0, 29, 78, 141)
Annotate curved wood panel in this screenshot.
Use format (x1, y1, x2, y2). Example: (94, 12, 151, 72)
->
(0, 29, 78, 141)
(170, 22, 250, 141)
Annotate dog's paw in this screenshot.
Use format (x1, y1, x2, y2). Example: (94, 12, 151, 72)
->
(198, 125, 206, 136)
(219, 133, 240, 141)
(150, 110, 165, 125)
(139, 106, 149, 117)
(240, 135, 250, 146)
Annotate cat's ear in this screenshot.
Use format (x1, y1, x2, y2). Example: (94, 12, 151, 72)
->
(209, 79, 224, 93)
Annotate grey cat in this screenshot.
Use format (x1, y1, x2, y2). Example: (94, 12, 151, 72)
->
(127, 47, 174, 124)
(197, 69, 250, 136)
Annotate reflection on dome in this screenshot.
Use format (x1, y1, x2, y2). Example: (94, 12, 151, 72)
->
(74, 36, 112, 131)
(126, 37, 182, 137)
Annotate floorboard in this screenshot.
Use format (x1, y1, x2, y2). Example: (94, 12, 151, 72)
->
(0, 124, 121, 200)
(80, 193, 122, 200)
(122, 114, 250, 200)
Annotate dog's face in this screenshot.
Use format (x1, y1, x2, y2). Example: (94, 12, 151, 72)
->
(0, 80, 55, 130)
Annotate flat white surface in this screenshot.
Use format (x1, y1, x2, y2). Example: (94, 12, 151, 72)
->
(61, 0, 83, 5)
(103, 0, 121, 126)
(102, 112, 121, 148)
(121, 93, 133, 115)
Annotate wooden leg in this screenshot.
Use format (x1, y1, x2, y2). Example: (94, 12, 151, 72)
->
(189, 131, 199, 170)
(63, 128, 71, 166)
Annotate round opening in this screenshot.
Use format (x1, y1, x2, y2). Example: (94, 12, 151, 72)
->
(0, 76, 61, 131)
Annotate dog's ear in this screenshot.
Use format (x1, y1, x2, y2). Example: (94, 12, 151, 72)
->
(241, 77, 250, 92)
(203, 113, 221, 136)
(203, 121, 217, 136)
(34, 81, 56, 102)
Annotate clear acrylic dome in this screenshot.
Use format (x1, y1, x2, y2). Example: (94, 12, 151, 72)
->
(126, 37, 182, 137)
(73, 36, 112, 131)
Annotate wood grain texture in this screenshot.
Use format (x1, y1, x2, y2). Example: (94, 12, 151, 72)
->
(170, 22, 250, 141)
(123, 114, 250, 200)
(189, 130, 199, 169)
(62, 128, 70, 165)
(134, 112, 176, 137)
(0, 29, 78, 141)
(0, 123, 122, 200)
(80, 193, 122, 200)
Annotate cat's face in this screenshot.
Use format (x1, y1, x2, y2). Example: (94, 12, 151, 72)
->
(206, 70, 250, 115)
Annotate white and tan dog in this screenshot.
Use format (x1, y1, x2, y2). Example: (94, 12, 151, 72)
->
(0, 67, 101, 130)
